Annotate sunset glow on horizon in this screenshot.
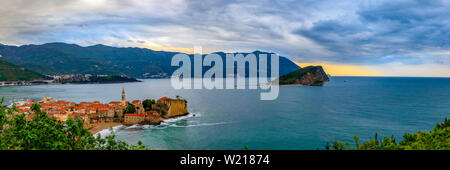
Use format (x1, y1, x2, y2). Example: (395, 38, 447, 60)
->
(296, 63, 385, 77)
(296, 62, 450, 77)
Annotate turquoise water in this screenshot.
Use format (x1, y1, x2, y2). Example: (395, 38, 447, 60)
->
(0, 77, 449, 149)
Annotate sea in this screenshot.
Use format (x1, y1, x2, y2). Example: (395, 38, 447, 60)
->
(0, 77, 449, 149)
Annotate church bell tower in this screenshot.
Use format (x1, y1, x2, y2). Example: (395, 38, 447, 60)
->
(122, 88, 126, 104)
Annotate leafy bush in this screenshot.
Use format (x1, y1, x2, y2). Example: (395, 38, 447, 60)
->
(326, 118, 450, 150)
(0, 101, 145, 150)
(124, 103, 136, 114)
(142, 99, 156, 111)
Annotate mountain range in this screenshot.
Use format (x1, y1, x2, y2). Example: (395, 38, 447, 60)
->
(0, 42, 300, 79)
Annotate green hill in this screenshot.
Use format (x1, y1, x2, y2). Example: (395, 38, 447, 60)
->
(0, 59, 48, 81)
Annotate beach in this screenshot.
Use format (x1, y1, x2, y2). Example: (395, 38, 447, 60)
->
(89, 122, 123, 134)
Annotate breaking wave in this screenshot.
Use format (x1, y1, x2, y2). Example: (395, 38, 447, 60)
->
(125, 124, 141, 129)
(95, 112, 231, 136)
(144, 112, 232, 129)
(95, 125, 124, 138)
(159, 121, 231, 128)
(163, 112, 202, 123)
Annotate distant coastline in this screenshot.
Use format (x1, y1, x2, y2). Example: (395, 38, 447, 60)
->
(54, 75, 141, 84)
(0, 74, 141, 86)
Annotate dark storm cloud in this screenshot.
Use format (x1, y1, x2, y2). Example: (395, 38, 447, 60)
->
(0, 0, 449, 68)
(295, 0, 450, 65)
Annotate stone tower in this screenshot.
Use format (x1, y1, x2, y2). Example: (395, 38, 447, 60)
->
(122, 88, 126, 104)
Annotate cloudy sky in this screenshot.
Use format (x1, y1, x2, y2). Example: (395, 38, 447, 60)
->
(0, 0, 449, 76)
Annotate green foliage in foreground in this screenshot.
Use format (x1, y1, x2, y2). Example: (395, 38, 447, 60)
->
(0, 100, 146, 150)
(326, 118, 450, 150)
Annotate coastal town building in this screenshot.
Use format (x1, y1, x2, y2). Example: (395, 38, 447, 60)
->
(13, 88, 188, 131)
(123, 113, 145, 125)
(123, 111, 162, 125)
(132, 100, 145, 114)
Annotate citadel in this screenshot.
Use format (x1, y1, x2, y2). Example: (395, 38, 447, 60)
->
(13, 88, 189, 132)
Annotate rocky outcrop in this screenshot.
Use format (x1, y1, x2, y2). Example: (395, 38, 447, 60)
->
(166, 99, 189, 118)
(277, 66, 330, 86)
(152, 97, 189, 119)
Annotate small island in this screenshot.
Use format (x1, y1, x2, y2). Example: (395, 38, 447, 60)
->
(12, 89, 188, 134)
(277, 66, 330, 86)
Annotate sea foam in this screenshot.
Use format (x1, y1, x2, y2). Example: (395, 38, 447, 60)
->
(95, 125, 124, 138)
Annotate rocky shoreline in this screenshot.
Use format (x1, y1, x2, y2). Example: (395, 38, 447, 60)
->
(277, 66, 330, 86)
(90, 112, 190, 135)
(0, 75, 141, 87)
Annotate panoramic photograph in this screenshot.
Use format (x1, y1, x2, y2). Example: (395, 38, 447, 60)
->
(0, 0, 449, 167)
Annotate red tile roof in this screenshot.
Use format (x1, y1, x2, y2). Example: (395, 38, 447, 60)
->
(124, 113, 145, 117)
(159, 97, 169, 102)
(98, 108, 109, 112)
